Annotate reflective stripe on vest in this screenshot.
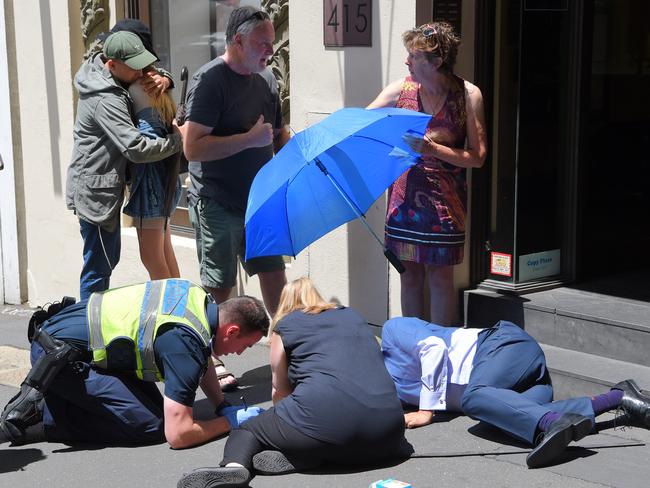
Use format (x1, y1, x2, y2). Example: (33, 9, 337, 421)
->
(87, 279, 212, 381)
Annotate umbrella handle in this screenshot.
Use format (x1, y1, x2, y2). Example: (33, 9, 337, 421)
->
(314, 157, 407, 274)
(384, 248, 406, 274)
(176, 66, 189, 126)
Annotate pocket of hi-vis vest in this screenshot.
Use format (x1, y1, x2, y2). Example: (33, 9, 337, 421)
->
(105, 336, 137, 371)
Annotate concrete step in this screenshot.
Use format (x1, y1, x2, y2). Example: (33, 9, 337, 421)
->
(541, 342, 650, 400)
(465, 287, 650, 367)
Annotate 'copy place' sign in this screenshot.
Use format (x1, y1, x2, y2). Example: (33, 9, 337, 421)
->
(518, 249, 561, 282)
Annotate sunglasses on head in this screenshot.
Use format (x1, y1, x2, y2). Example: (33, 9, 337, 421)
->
(234, 10, 270, 33)
(420, 25, 438, 38)
(418, 25, 442, 58)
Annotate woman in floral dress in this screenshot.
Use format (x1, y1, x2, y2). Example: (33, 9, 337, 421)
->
(368, 21, 487, 324)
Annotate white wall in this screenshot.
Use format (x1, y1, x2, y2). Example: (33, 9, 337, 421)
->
(287, 1, 417, 323)
(7, 0, 184, 305)
(287, 0, 477, 322)
(0, 0, 21, 304)
(9, 0, 79, 304)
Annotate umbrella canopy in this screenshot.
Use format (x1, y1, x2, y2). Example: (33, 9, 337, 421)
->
(245, 107, 431, 262)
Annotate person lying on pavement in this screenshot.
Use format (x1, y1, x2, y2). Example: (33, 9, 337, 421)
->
(381, 317, 650, 469)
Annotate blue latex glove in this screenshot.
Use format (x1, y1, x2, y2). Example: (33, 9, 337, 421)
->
(218, 405, 265, 429)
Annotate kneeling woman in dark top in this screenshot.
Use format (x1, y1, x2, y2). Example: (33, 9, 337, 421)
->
(178, 277, 407, 488)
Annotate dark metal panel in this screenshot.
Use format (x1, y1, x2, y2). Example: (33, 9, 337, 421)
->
(469, 0, 495, 286)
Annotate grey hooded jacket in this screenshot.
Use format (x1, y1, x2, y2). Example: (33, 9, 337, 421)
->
(66, 53, 182, 231)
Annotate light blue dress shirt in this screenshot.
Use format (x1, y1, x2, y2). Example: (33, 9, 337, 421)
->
(381, 317, 482, 411)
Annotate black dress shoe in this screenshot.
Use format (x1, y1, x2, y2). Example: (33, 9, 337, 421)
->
(526, 413, 592, 469)
(177, 466, 251, 488)
(612, 379, 650, 428)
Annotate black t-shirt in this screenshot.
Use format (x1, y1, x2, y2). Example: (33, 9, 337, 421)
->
(42, 301, 210, 407)
(273, 307, 404, 445)
(153, 324, 210, 406)
(185, 57, 283, 214)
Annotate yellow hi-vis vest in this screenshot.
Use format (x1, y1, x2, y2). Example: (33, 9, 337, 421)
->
(87, 279, 213, 382)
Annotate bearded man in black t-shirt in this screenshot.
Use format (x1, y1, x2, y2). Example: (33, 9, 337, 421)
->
(181, 6, 290, 391)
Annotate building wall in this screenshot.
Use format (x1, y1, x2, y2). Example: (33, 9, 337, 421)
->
(1, 0, 176, 306)
(8, 0, 80, 304)
(288, 0, 477, 323)
(2, 0, 478, 325)
(283, 1, 415, 324)
(0, 0, 22, 304)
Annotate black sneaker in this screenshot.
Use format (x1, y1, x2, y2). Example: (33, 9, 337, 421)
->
(252, 450, 297, 475)
(177, 466, 251, 488)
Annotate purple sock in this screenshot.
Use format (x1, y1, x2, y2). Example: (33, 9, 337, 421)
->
(538, 411, 562, 432)
(591, 389, 624, 415)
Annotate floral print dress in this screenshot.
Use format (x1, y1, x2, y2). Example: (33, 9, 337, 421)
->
(385, 75, 468, 266)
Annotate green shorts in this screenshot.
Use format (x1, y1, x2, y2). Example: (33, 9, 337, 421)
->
(188, 198, 285, 289)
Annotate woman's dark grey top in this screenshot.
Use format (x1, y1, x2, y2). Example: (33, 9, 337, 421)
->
(273, 307, 404, 445)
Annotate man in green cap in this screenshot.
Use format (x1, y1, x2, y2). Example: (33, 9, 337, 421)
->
(66, 30, 183, 301)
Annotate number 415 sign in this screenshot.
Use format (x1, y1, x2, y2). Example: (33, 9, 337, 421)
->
(323, 0, 372, 47)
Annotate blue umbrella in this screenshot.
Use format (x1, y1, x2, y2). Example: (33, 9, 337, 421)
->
(244, 107, 431, 273)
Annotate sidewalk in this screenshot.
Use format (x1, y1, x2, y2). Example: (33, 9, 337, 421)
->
(1, 306, 649, 488)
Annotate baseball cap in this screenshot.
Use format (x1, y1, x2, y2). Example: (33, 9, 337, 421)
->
(103, 31, 157, 70)
(98, 19, 158, 59)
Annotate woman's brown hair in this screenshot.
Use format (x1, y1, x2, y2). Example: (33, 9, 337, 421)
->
(402, 21, 461, 73)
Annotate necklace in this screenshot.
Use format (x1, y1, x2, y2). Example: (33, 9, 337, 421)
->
(419, 85, 449, 116)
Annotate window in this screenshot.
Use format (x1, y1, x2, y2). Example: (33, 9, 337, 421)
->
(142, 1, 263, 235)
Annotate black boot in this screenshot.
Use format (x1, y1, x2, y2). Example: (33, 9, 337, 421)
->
(0, 384, 44, 444)
(613, 379, 650, 428)
(1, 422, 46, 446)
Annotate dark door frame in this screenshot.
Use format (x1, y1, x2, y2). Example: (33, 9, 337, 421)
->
(470, 0, 584, 293)
(469, 0, 495, 287)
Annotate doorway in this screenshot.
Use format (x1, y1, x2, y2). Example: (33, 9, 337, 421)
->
(576, 0, 650, 292)
(472, 0, 650, 296)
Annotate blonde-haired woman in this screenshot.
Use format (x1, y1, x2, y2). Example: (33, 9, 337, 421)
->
(270, 276, 337, 326)
(123, 67, 182, 280)
(178, 278, 408, 488)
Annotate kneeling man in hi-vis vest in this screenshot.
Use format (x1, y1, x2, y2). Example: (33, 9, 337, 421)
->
(0, 279, 267, 448)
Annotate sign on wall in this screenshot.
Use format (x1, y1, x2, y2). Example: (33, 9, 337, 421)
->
(518, 249, 561, 282)
(323, 0, 372, 47)
(490, 252, 512, 277)
(433, 0, 463, 36)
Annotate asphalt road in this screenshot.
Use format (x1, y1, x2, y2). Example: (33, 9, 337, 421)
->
(1, 304, 649, 488)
